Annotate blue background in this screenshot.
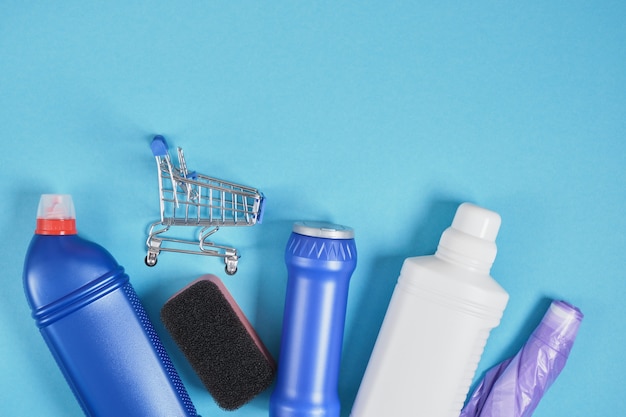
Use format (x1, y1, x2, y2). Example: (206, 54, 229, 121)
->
(1, 2, 624, 416)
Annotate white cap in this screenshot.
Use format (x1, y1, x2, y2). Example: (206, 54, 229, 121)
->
(37, 194, 76, 219)
(436, 203, 501, 271)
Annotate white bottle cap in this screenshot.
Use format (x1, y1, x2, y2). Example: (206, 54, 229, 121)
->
(436, 203, 501, 271)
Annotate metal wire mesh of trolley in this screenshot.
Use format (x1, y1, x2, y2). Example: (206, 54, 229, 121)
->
(145, 135, 265, 275)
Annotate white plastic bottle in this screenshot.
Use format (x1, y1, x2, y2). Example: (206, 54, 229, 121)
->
(350, 202, 509, 417)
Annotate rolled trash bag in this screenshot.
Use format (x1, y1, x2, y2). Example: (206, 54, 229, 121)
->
(460, 300, 583, 417)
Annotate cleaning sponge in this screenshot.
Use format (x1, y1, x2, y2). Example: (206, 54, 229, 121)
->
(161, 275, 276, 410)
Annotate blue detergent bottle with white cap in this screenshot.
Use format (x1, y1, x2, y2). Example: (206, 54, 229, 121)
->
(23, 194, 198, 417)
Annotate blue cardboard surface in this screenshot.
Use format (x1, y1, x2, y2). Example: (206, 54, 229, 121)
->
(1, 2, 624, 416)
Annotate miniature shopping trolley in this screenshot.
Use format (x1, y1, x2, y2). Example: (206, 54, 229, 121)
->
(145, 135, 265, 275)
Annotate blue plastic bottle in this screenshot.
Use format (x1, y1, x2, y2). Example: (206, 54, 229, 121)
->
(23, 194, 198, 417)
(270, 221, 357, 417)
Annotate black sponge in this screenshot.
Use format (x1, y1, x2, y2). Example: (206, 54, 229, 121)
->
(161, 275, 276, 411)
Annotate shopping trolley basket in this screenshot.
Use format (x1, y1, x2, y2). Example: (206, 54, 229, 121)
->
(145, 135, 265, 275)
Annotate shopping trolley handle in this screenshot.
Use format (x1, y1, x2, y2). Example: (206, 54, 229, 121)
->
(257, 194, 266, 224)
(151, 135, 169, 157)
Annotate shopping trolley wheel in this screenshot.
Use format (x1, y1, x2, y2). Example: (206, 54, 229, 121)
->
(145, 253, 158, 267)
(224, 257, 238, 275)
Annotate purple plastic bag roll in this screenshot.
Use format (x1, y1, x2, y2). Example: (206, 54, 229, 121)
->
(460, 300, 583, 417)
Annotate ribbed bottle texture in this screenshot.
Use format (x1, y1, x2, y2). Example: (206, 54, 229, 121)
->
(122, 284, 197, 415)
